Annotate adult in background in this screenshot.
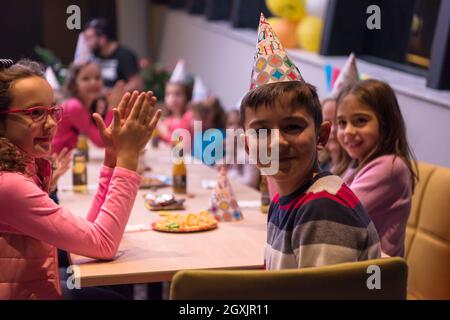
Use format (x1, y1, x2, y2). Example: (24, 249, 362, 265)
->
(84, 18, 143, 91)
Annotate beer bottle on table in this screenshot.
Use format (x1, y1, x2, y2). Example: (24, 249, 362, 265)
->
(73, 136, 88, 193)
(172, 142, 187, 194)
(151, 127, 160, 149)
(260, 175, 270, 214)
(77, 135, 89, 161)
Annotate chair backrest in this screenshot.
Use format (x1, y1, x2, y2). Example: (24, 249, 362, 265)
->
(170, 258, 407, 300)
(406, 163, 450, 299)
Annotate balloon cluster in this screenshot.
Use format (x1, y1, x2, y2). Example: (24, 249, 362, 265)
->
(265, 0, 328, 52)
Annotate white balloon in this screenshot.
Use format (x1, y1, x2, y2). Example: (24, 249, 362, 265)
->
(306, 0, 329, 19)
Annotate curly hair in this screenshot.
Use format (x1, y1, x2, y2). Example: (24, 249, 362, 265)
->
(0, 59, 44, 174)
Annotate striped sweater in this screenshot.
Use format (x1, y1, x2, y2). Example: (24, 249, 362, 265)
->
(265, 172, 381, 269)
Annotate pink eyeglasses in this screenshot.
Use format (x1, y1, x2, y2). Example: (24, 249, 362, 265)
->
(0, 106, 63, 123)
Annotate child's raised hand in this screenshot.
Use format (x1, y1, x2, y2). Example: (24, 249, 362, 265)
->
(50, 147, 72, 191)
(93, 91, 161, 170)
(112, 91, 161, 171)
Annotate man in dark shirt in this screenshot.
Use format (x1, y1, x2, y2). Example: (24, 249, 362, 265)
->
(84, 18, 143, 91)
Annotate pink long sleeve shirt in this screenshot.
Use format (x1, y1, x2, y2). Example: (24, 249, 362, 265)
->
(0, 164, 141, 299)
(160, 111, 193, 144)
(52, 98, 113, 153)
(342, 155, 412, 257)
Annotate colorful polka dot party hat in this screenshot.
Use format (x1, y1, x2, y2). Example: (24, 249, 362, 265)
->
(250, 13, 304, 90)
(330, 52, 359, 98)
(209, 166, 244, 222)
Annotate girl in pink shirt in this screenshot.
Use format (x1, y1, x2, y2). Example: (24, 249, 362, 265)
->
(334, 79, 418, 257)
(0, 59, 161, 299)
(158, 80, 193, 144)
(52, 61, 124, 153)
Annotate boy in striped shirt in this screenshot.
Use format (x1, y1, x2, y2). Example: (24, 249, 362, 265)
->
(240, 13, 381, 269)
(241, 81, 381, 269)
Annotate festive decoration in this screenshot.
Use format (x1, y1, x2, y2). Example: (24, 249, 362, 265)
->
(306, 0, 329, 19)
(209, 167, 243, 222)
(296, 15, 323, 52)
(192, 76, 210, 102)
(330, 53, 359, 98)
(324, 64, 333, 91)
(74, 33, 93, 65)
(45, 66, 61, 91)
(169, 59, 189, 84)
(266, 0, 307, 22)
(250, 13, 304, 90)
(270, 19, 299, 48)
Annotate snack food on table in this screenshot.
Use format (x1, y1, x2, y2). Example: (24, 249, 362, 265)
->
(144, 193, 185, 211)
(152, 211, 218, 233)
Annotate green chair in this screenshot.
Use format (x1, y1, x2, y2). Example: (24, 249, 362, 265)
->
(170, 257, 407, 300)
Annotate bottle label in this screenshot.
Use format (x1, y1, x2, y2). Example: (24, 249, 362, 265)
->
(73, 156, 87, 186)
(261, 193, 271, 206)
(173, 175, 187, 191)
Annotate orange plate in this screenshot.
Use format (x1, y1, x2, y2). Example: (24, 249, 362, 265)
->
(151, 222, 218, 233)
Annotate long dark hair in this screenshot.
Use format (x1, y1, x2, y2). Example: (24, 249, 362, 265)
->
(334, 79, 418, 191)
(0, 59, 44, 174)
(190, 97, 227, 129)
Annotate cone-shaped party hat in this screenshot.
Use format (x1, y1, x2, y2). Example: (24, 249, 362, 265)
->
(330, 53, 359, 98)
(192, 76, 210, 102)
(209, 166, 243, 222)
(74, 33, 94, 65)
(169, 59, 189, 84)
(250, 13, 304, 90)
(45, 66, 60, 90)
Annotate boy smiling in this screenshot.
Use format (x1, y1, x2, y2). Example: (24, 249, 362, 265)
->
(241, 14, 381, 269)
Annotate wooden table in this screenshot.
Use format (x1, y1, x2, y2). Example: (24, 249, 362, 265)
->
(58, 144, 267, 287)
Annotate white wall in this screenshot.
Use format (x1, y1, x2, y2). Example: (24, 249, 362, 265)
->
(116, 0, 148, 58)
(155, 7, 450, 168)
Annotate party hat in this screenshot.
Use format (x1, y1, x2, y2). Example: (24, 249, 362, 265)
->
(330, 53, 359, 98)
(209, 166, 243, 222)
(192, 76, 210, 102)
(169, 59, 189, 84)
(250, 13, 304, 90)
(45, 66, 60, 90)
(74, 32, 94, 65)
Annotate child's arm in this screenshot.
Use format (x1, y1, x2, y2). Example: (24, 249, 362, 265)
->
(348, 156, 411, 218)
(0, 168, 141, 260)
(85, 165, 114, 222)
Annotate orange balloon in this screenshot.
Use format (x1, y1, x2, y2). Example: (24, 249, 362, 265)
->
(271, 19, 299, 48)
